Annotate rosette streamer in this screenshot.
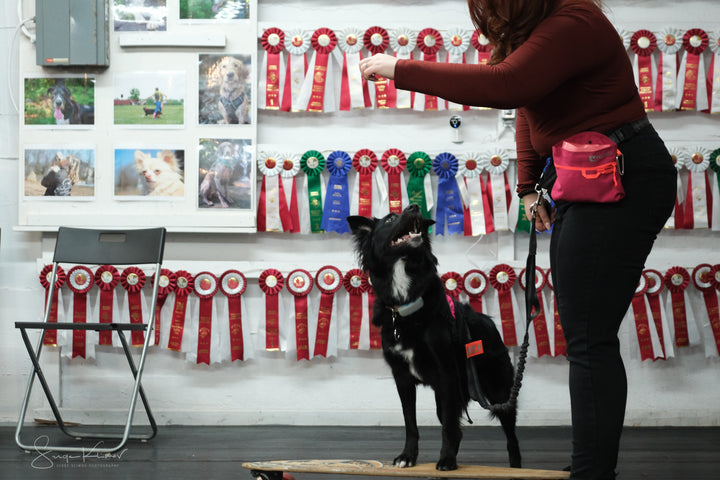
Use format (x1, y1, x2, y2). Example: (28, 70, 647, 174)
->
(296, 28, 338, 112)
(344, 269, 369, 350)
(321, 150, 352, 233)
(259, 269, 284, 351)
(432, 152, 465, 235)
(314, 266, 342, 358)
(283, 29, 311, 112)
(93, 265, 120, 346)
(67, 266, 95, 358)
(664, 267, 693, 347)
(682, 147, 711, 229)
(706, 32, 720, 114)
(257, 151, 293, 232)
(489, 264, 518, 347)
(287, 269, 313, 360)
(120, 267, 147, 347)
(260, 28, 286, 110)
(167, 271, 194, 352)
(40, 265, 66, 347)
(546, 269, 567, 356)
(151, 268, 176, 347)
(692, 264, 720, 357)
(381, 148, 407, 215)
(352, 149, 378, 217)
(280, 153, 301, 233)
(338, 28, 370, 110)
(414, 28, 443, 111)
(676, 28, 709, 111)
(219, 270, 247, 362)
(441, 272, 464, 300)
(364, 26, 397, 109)
(301, 150, 327, 233)
(444, 28, 471, 111)
(367, 284, 381, 349)
(666, 146, 686, 229)
(458, 153, 492, 236)
(630, 30, 658, 111)
(643, 269, 673, 359)
(470, 31, 493, 111)
(406, 151, 434, 224)
(389, 28, 417, 109)
(655, 28, 682, 112)
(629, 275, 661, 361)
(463, 270, 488, 313)
(519, 267, 552, 357)
(191, 272, 218, 364)
(709, 149, 720, 231)
(481, 149, 512, 232)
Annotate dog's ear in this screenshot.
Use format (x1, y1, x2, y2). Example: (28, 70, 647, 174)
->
(347, 215, 376, 237)
(422, 217, 436, 233)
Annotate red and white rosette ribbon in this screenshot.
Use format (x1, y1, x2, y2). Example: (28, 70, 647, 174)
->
(338, 28, 370, 111)
(94, 265, 120, 346)
(150, 268, 175, 347)
(643, 269, 672, 359)
(282, 29, 311, 112)
(489, 264, 518, 346)
(441, 271, 464, 300)
(259, 269, 284, 351)
(297, 28, 338, 112)
(121, 267, 146, 347)
(470, 30, 492, 111)
(692, 264, 720, 357)
(458, 152, 492, 236)
(67, 266, 94, 359)
(352, 149, 379, 217)
(40, 265, 65, 347)
(366, 280, 382, 349)
(683, 146, 711, 229)
(655, 28, 683, 112)
(480, 148, 511, 232)
(664, 266, 693, 347)
(389, 27, 417, 109)
(666, 145, 686, 229)
(414, 28, 443, 111)
(192, 272, 218, 364)
(463, 269, 488, 313)
(364, 26, 397, 109)
(707, 32, 720, 114)
(629, 274, 661, 361)
(260, 27, 285, 110)
(168, 270, 194, 352)
(314, 266, 342, 358)
(545, 269, 566, 356)
(280, 152, 301, 233)
(381, 148, 407, 215)
(344, 269, 369, 350)
(676, 28, 709, 111)
(443, 28, 471, 111)
(219, 270, 247, 362)
(630, 30, 658, 112)
(287, 269, 313, 361)
(519, 267, 552, 358)
(257, 151, 293, 232)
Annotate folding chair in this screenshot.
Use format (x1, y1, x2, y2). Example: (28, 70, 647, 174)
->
(15, 227, 166, 454)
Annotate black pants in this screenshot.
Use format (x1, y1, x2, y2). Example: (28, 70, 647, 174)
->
(549, 124, 676, 480)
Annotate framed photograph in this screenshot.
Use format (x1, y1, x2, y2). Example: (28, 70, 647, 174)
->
(114, 0, 167, 32)
(114, 71, 186, 127)
(179, 0, 250, 22)
(24, 76, 95, 127)
(198, 138, 253, 209)
(24, 147, 95, 199)
(114, 148, 185, 199)
(198, 53, 253, 125)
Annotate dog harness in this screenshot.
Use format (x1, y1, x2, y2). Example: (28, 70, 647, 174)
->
(221, 93, 246, 124)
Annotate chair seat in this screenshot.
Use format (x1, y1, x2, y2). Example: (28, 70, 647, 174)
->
(15, 322, 147, 331)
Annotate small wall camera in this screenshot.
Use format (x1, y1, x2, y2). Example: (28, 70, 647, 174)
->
(449, 115, 463, 143)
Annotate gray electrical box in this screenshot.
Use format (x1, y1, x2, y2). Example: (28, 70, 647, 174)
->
(35, 0, 110, 67)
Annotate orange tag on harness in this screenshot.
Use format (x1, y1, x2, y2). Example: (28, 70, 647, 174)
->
(465, 340, 484, 358)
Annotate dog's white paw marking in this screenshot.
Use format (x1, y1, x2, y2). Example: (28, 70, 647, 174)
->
(392, 345, 423, 381)
(391, 259, 411, 302)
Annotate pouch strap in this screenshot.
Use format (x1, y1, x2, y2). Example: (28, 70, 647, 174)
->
(605, 116, 650, 144)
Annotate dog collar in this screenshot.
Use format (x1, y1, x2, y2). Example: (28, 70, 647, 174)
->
(391, 297, 424, 317)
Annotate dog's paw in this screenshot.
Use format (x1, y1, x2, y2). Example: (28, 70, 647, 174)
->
(435, 457, 458, 471)
(392, 454, 416, 468)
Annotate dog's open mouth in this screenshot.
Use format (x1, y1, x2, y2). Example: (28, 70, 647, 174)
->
(391, 219, 422, 247)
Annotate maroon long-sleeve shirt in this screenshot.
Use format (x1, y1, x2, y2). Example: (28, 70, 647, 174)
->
(394, 1, 646, 193)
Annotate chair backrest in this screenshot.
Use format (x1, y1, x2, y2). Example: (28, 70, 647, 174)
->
(53, 227, 166, 266)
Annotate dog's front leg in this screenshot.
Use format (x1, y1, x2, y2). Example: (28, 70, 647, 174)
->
(393, 376, 419, 467)
(434, 385, 463, 470)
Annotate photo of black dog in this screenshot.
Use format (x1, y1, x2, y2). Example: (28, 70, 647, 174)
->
(46, 80, 94, 125)
(143, 106, 161, 117)
(347, 204, 521, 471)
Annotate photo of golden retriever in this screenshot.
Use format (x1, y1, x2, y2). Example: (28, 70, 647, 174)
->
(198, 54, 252, 124)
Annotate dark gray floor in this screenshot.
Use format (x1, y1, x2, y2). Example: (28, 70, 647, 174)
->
(2, 425, 718, 479)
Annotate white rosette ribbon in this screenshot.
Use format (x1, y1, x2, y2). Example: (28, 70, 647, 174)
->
(479, 148, 510, 231)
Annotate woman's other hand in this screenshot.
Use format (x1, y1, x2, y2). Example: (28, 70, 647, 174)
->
(359, 54, 398, 81)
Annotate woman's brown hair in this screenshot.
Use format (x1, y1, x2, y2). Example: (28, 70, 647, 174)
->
(467, 0, 602, 64)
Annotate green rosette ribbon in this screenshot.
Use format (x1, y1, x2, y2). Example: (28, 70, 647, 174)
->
(406, 151, 433, 223)
(301, 150, 327, 233)
(710, 148, 720, 202)
(516, 200, 533, 233)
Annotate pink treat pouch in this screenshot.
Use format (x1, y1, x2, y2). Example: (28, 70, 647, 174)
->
(551, 131, 625, 203)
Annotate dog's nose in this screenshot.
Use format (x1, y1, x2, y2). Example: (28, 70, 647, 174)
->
(227, 72, 235, 78)
(406, 204, 419, 213)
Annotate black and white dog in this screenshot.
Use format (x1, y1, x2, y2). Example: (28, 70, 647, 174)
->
(46, 81, 94, 125)
(347, 204, 521, 471)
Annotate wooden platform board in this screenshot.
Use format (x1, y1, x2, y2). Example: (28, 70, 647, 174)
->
(242, 459, 570, 480)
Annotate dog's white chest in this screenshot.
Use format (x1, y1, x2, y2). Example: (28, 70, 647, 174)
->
(391, 259, 411, 303)
(392, 344, 423, 381)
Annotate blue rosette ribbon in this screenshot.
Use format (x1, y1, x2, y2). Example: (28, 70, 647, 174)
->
(432, 152, 464, 235)
(321, 150, 352, 233)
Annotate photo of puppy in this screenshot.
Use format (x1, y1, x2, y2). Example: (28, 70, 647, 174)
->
(24, 77, 95, 126)
(114, 148, 185, 198)
(347, 204, 521, 471)
(198, 138, 252, 209)
(24, 148, 95, 198)
(198, 54, 252, 125)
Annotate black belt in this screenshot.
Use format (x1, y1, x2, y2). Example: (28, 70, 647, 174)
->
(605, 116, 650, 144)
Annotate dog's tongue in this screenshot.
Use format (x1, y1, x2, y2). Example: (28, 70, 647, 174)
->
(54, 108, 63, 120)
(212, 4, 219, 12)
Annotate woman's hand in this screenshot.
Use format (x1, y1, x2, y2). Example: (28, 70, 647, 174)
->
(359, 54, 398, 82)
(523, 192, 556, 232)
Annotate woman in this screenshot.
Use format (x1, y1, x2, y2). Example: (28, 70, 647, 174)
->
(360, 1, 677, 479)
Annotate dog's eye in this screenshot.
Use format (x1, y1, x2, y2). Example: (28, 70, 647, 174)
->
(384, 215, 397, 224)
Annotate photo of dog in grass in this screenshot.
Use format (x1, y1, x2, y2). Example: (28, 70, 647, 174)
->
(24, 77, 95, 126)
(114, 72, 186, 126)
(114, 148, 185, 198)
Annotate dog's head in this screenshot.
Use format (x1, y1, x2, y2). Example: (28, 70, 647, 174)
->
(47, 84, 73, 119)
(348, 204, 436, 304)
(135, 150, 181, 187)
(216, 56, 248, 90)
